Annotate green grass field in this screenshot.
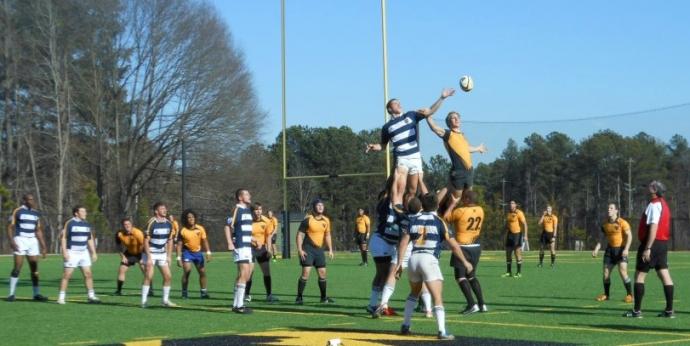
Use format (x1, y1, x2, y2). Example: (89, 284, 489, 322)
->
(1, 250, 688, 345)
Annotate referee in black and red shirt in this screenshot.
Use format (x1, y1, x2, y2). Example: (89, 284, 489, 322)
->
(623, 180, 675, 318)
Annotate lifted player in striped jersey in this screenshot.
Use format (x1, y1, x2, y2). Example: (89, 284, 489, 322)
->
(366, 88, 455, 210)
(6, 193, 48, 302)
(592, 203, 633, 303)
(176, 209, 212, 299)
(225, 188, 254, 314)
(141, 202, 177, 308)
(396, 193, 466, 340)
(57, 206, 100, 304)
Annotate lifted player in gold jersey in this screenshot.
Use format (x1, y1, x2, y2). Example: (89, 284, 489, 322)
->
(592, 203, 633, 303)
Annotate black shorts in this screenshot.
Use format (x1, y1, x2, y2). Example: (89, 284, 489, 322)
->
(451, 245, 481, 278)
(300, 244, 326, 268)
(121, 253, 142, 266)
(252, 247, 271, 263)
(373, 256, 393, 264)
(355, 233, 368, 246)
(540, 232, 555, 246)
(505, 233, 523, 249)
(635, 241, 669, 273)
(603, 247, 628, 266)
(449, 168, 474, 190)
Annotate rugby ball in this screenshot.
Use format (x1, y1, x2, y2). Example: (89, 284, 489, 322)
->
(459, 75, 474, 92)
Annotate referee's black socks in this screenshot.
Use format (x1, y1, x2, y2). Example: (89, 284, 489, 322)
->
(664, 285, 674, 312)
(634, 283, 644, 312)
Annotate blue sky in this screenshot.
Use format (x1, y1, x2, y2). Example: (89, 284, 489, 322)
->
(210, 0, 690, 166)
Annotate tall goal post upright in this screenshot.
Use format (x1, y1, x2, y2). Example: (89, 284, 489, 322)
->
(280, 0, 392, 259)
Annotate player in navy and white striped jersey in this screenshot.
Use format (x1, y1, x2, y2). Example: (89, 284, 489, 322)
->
(396, 193, 470, 340)
(57, 206, 99, 304)
(366, 88, 455, 210)
(224, 188, 254, 314)
(6, 193, 48, 302)
(141, 202, 177, 308)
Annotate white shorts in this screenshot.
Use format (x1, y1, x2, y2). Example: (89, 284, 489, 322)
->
(64, 250, 91, 268)
(400, 244, 413, 269)
(143, 252, 169, 266)
(370, 233, 397, 259)
(13, 236, 40, 256)
(233, 247, 252, 263)
(396, 156, 423, 175)
(407, 253, 443, 283)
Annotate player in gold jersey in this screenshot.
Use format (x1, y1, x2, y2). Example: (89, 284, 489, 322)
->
(444, 191, 487, 314)
(537, 205, 558, 268)
(503, 201, 528, 278)
(355, 208, 371, 266)
(425, 111, 486, 214)
(114, 218, 147, 296)
(592, 203, 633, 303)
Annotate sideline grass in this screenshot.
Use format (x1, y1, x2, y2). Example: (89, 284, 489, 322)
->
(1, 251, 688, 345)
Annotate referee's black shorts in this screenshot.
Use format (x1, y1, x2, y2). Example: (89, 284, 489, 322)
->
(635, 241, 668, 273)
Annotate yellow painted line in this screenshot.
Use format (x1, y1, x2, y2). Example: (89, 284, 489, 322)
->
(620, 338, 690, 346)
(58, 341, 97, 345)
(581, 305, 598, 308)
(328, 322, 356, 326)
(446, 320, 690, 338)
(124, 341, 161, 346)
(267, 327, 289, 331)
(201, 330, 236, 335)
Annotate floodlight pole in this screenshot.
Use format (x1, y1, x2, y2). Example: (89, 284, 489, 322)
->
(281, 0, 290, 259)
(381, 0, 391, 176)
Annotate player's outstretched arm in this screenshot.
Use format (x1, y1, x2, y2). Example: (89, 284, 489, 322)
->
(425, 88, 455, 117)
(425, 115, 446, 138)
(469, 143, 487, 154)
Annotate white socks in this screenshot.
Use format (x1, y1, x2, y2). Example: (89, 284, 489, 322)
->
(403, 295, 417, 326)
(421, 291, 432, 312)
(234, 283, 246, 308)
(163, 286, 171, 303)
(9, 277, 18, 296)
(141, 285, 150, 304)
(434, 305, 446, 334)
(58, 291, 66, 302)
(88, 289, 96, 299)
(380, 284, 395, 306)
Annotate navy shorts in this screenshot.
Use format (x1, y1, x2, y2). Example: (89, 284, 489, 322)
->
(182, 249, 205, 267)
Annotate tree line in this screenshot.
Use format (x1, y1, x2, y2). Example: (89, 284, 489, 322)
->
(0, 0, 267, 252)
(2, 1, 688, 253)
